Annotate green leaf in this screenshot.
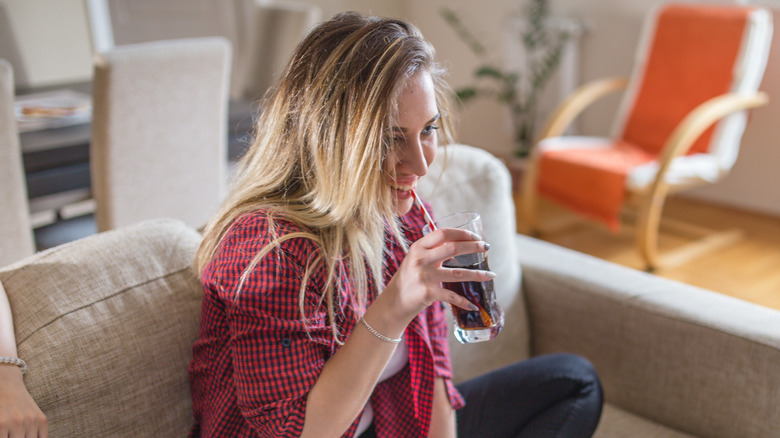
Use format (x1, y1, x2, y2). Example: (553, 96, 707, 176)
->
(455, 88, 478, 101)
(498, 91, 514, 103)
(475, 66, 504, 79)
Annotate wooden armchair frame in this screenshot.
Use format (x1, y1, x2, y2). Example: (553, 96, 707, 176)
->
(519, 76, 768, 271)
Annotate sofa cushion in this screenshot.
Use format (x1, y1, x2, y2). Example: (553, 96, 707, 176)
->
(0, 218, 203, 437)
(417, 144, 529, 381)
(595, 404, 695, 438)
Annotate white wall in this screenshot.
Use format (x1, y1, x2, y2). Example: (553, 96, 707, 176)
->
(295, 0, 405, 20)
(3, 0, 779, 216)
(0, 0, 93, 87)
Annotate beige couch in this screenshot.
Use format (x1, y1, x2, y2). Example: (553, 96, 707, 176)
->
(2, 144, 778, 437)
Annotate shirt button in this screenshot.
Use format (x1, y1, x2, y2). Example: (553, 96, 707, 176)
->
(281, 337, 292, 348)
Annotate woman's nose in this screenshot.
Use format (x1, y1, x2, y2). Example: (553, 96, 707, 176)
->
(399, 137, 428, 176)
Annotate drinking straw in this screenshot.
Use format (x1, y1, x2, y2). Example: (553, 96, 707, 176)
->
(410, 189, 436, 230)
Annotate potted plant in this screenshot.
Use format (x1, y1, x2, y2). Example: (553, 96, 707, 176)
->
(442, 0, 571, 158)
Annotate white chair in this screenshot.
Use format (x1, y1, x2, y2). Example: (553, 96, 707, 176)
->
(90, 38, 231, 232)
(83, 0, 321, 100)
(0, 59, 35, 265)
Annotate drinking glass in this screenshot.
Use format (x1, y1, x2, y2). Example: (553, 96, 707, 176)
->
(423, 211, 504, 343)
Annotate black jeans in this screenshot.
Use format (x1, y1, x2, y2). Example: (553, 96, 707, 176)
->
(359, 353, 603, 438)
(456, 353, 603, 438)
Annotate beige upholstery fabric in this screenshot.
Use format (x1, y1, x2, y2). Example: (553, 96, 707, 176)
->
(90, 37, 230, 232)
(595, 405, 695, 438)
(0, 59, 35, 265)
(417, 144, 528, 382)
(0, 219, 203, 437)
(518, 234, 780, 438)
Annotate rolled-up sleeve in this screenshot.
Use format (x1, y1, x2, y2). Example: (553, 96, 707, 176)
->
(212, 215, 335, 437)
(426, 303, 465, 410)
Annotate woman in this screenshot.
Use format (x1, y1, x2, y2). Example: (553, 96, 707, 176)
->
(189, 11, 603, 438)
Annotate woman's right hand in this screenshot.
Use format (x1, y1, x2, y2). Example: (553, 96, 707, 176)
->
(0, 366, 48, 438)
(371, 227, 493, 332)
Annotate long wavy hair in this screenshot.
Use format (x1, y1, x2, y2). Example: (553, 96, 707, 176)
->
(195, 12, 455, 343)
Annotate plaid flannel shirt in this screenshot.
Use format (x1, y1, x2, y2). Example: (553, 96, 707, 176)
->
(188, 205, 464, 437)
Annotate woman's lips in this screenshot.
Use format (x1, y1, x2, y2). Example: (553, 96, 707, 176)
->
(390, 183, 415, 191)
(390, 181, 416, 199)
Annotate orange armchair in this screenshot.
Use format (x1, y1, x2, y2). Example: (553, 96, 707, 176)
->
(520, 2, 773, 271)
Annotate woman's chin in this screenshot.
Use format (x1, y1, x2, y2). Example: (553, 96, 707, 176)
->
(393, 190, 414, 215)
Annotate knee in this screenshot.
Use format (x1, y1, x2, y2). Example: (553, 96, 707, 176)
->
(544, 353, 602, 392)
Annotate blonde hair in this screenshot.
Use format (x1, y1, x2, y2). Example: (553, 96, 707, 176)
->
(196, 12, 455, 343)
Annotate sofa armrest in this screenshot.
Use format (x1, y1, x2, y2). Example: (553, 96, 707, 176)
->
(517, 234, 780, 438)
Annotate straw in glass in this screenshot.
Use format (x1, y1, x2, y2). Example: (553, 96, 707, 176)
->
(411, 189, 436, 230)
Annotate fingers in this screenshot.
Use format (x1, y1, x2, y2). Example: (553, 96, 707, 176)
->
(0, 391, 48, 438)
(385, 227, 494, 321)
(433, 240, 489, 266)
(435, 265, 495, 284)
(0, 415, 47, 438)
(39, 420, 49, 438)
(416, 228, 489, 264)
(418, 227, 482, 249)
(437, 288, 479, 312)
(37, 417, 49, 438)
(6, 417, 47, 438)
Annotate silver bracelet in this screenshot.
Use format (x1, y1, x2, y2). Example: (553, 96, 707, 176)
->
(359, 317, 402, 344)
(0, 356, 28, 375)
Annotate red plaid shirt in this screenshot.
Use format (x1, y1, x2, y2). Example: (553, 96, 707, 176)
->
(188, 205, 465, 437)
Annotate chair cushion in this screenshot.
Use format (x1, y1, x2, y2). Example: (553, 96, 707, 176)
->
(535, 136, 726, 229)
(0, 219, 203, 437)
(417, 144, 529, 381)
(536, 138, 654, 230)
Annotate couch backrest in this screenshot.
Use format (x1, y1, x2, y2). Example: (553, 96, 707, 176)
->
(0, 219, 203, 437)
(417, 144, 530, 381)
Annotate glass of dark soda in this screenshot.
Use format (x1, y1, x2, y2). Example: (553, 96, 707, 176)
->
(423, 211, 504, 343)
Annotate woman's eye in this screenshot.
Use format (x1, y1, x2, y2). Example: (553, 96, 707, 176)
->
(423, 125, 440, 136)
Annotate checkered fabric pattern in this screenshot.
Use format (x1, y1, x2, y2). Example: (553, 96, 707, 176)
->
(188, 204, 464, 437)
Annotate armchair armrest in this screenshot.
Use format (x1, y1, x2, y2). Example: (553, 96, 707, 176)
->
(652, 91, 768, 189)
(517, 234, 780, 438)
(534, 76, 629, 142)
(639, 91, 767, 204)
(634, 91, 768, 266)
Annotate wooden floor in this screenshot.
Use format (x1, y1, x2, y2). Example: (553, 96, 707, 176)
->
(520, 196, 780, 311)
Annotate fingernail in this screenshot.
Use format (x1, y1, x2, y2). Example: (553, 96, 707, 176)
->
(468, 303, 479, 311)
(483, 242, 491, 251)
(485, 271, 496, 279)
(469, 231, 482, 240)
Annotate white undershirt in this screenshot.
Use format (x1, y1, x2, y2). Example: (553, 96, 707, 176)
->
(354, 336, 410, 435)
